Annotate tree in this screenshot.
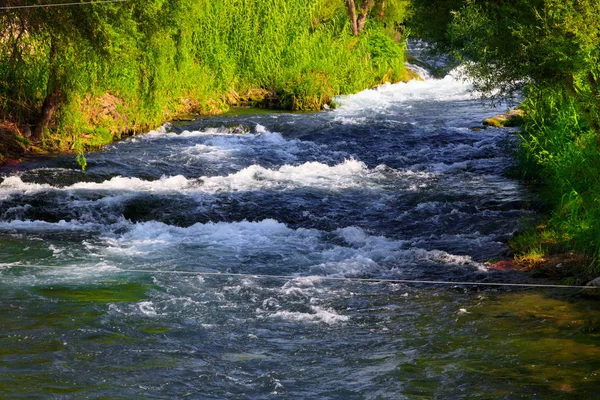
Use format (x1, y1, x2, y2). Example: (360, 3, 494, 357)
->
(410, 0, 600, 146)
(0, 0, 133, 140)
(345, 0, 374, 35)
(344, 0, 410, 36)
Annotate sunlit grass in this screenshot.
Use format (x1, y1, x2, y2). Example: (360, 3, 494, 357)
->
(0, 0, 409, 156)
(513, 86, 600, 279)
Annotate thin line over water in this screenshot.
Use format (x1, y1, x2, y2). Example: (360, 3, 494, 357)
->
(5, 264, 597, 290)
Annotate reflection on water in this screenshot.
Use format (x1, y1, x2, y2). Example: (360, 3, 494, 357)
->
(0, 277, 598, 398)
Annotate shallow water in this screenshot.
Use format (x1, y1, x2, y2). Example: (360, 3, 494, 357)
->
(1, 68, 599, 398)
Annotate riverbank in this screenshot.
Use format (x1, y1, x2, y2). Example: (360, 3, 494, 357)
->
(508, 224, 597, 285)
(478, 109, 598, 285)
(409, 0, 600, 285)
(0, 0, 412, 166)
(477, 109, 597, 285)
(0, 65, 418, 166)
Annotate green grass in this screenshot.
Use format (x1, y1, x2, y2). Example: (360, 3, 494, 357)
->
(0, 0, 410, 158)
(512, 86, 600, 278)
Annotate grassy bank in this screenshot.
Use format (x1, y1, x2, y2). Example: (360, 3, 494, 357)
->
(409, 0, 600, 282)
(0, 0, 411, 162)
(509, 87, 600, 283)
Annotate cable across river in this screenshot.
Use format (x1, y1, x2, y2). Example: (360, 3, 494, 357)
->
(5, 264, 598, 290)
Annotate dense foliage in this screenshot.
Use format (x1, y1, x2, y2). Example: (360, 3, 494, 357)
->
(410, 0, 600, 277)
(0, 0, 409, 155)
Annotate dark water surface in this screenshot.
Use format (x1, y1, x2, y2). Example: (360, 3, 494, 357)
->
(1, 69, 599, 398)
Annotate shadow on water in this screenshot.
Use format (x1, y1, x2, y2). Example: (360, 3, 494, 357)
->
(394, 289, 600, 399)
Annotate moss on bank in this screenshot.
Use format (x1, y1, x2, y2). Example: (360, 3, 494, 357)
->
(483, 109, 525, 128)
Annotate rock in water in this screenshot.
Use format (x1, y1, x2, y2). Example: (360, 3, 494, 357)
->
(587, 277, 600, 287)
(483, 109, 525, 127)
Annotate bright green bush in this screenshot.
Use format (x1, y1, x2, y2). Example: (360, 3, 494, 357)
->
(517, 87, 600, 273)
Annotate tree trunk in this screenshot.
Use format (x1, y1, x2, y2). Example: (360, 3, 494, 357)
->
(33, 40, 61, 141)
(346, 0, 359, 36)
(357, 0, 375, 32)
(347, 0, 375, 36)
(32, 87, 61, 141)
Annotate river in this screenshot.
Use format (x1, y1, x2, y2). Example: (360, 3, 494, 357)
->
(0, 65, 598, 398)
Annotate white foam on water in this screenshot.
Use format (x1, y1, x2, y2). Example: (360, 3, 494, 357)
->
(0, 175, 193, 195)
(309, 256, 384, 277)
(119, 218, 298, 243)
(334, 67, 476, 114)
(332, 116, 368, 125)
(0, 176, 53, 199)
(282, 276, 323, 288)
(189, 129, 295, 150)
(129, 122, 320, 164)
(0, 216, 489, 330)
(0, 218, 105, 232)
(170, 124, 340, 165)
(103, 219, 320, 258)
(0, 217, 486, 288)
(178, 143, 236, 162)
(138, 301, 159, 317)
(1, 159, 410, 196)
(198, 159, 379, 192)
(254, 123, 267, 134)
(100, 219, 485, 274)
(267, 305, 349, 325)
(71, 175, 192, 192)
(141, 123, 294, 145)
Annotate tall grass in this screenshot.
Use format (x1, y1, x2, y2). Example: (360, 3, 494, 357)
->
(0, 0, 409, 155)
(515, 86, 600, 277)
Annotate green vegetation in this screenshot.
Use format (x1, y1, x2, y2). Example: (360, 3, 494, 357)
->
(409, 0, 600, 279)
(0, 0, 410, 158)
(35, 282, 152, 303)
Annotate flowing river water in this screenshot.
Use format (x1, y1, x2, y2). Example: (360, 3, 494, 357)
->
(0, 66, 599, 398)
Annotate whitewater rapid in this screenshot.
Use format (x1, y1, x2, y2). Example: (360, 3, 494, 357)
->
(0, 67, 542, 398)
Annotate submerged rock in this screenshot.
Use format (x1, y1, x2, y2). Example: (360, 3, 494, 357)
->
(483, 108, 525, 127)
(586, 277, 600, 287)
